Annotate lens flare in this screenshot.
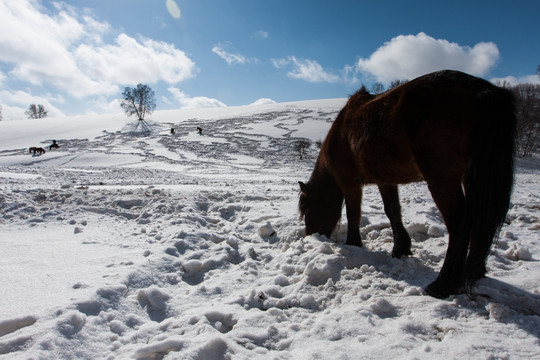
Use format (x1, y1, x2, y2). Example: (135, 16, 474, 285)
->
(166, 0, 181, 19)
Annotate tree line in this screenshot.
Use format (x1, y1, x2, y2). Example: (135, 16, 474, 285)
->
(498, 81, 540, 157)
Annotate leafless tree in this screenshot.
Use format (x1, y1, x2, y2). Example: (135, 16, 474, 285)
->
(370, 82, 385, 94)
(25, 104, 48, 119)
(294, 139, 311, 160)
(512, 83, 540, 156)
(388, 79, 409, 90)
(120, 84, 156, 121)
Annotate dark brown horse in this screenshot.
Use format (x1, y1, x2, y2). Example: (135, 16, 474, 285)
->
(29, 147, 46, 155)
(299, 70, 516, 298)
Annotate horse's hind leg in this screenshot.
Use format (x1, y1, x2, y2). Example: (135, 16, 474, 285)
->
(424, 178, 468, 298)
(378, 184, 412, 258)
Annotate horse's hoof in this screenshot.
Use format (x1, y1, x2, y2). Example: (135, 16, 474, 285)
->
(425, 282, 459, 299)
(391, 248, 412, 259)
(345, 239, 363, 247)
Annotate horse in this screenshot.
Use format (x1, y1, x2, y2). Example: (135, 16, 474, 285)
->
(29, 147, 46, 155)
(298, 70, 516, 298)
(49, 140, 59, 150)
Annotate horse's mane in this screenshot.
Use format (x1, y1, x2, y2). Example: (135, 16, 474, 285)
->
(346, 86, 376, 109)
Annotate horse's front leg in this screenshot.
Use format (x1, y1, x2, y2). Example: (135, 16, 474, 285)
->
(378, 184, 412, 258)
(344, 189, 363, 247)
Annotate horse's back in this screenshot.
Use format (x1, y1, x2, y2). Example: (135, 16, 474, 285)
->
(322, 70, 511, 185)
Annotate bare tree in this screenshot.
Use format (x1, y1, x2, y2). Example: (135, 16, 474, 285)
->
(294, 139, 311, 160)
(388, 79, 409, 90)
(25, 104, 48, 119)
(512, 83, 540, 156)
(120, 84, 156, 121)
(370, 82, 385, 94)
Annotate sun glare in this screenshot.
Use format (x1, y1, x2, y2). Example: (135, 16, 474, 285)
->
(165, 0, 181, 19)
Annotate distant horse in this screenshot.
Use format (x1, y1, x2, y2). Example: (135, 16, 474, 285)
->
(299, 70, 516, 298)
(29, 147, 46, 155)
(49, 140, 59, 150)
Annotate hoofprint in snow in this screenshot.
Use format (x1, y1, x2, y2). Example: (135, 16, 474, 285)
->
(0, 99, 539, 359)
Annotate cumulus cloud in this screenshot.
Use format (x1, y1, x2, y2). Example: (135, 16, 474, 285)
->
(76, 35, 196, 91)
(0, 0, 197, 99)
(272, 56, 340, 83)
(356, 32, 500, 83)
(212, 45, 247, 65)
(167, 87, 226, 109)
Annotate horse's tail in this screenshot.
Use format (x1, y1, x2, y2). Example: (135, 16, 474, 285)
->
(464, 86, 516, 283)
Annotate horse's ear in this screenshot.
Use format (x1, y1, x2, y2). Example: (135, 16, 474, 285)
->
(299, 181, 309, 195)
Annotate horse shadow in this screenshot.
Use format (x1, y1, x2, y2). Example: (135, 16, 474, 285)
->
(335, 237, 439, 289)
(468, 277, 540, 338)
(332, 233, 540, 340)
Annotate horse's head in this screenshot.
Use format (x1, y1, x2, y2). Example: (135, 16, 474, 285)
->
(298, 180, 343, 238)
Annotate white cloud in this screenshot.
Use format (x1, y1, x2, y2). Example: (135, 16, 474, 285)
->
(167, 88, 226, 109)
(0, 89, 65, 120)
(84, 97, 124, 116)
(250, 98, 276, 106)
(270, 58, 289, 69)
(76, 34, 197, 91)
(0, 0, 197, 99)
(273, 56, 340, 83)
(252, 30, 269, 40)
(212, 45, 247, 65)
(491, 74, 540, 86)
(356, 32, 500, 83)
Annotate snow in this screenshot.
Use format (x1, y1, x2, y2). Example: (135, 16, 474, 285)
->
(0, 99, 539, 359)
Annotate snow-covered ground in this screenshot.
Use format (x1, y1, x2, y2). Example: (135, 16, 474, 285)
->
(0, 99, 539, 359)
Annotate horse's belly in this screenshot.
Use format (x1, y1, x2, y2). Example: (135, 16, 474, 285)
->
(367, 163, 423, 184)
(359, 146, 423, 184)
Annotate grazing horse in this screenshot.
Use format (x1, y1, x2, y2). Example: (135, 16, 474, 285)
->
(49, 140, 59, 150)
(29, 147, 46, 155)
(299, 70, 516, 298)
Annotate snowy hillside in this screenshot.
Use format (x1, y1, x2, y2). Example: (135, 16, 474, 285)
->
(0, 99, 539, 359)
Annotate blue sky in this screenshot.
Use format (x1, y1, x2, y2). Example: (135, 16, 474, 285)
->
(1, 0, 539, 120)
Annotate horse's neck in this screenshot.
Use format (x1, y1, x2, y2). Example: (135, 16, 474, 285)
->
(310, 161, 341, 195)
